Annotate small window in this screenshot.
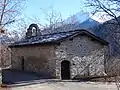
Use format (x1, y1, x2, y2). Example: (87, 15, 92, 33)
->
(69, 38, 73, 41)
(21, 56, 24, 71)
(60, 50, 64, 53)
(32, 27, 37, 36)
(91, 38, 95, 41)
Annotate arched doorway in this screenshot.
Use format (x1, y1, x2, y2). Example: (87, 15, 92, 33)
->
(61, 60, 70, 79)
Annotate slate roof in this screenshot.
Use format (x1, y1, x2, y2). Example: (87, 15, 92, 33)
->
(9, 29, 108, 47)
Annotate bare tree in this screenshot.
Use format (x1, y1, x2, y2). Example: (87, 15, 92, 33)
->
(29, 8, 81, 34)
(85, 0, 120, 24)
(84, 0, 120, 89)
(29, 8, 65, 34)
(0, 0, 26, 30)
(0, 0, 26, 73)
(85, 0, 120, 61)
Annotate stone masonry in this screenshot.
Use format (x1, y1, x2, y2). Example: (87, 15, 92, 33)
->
(54, 35, 107, 79)
(11, 45, 56, 77)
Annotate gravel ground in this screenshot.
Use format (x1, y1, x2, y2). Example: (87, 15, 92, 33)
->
(8, 81, 117, 90)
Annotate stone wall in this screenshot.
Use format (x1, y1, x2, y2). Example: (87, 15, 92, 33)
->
(11, 45, 56, 77)
(54, 35, 107, 79)
(11, 34, 108, 79)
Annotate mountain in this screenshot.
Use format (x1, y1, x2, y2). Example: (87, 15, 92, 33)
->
(92, 17, 120, 56)
(77, 18, 100, 29)
(64, 12, 90, 24)
(64, 12, 101, 30)
(53, 17, 101, 34)
(41, 12, 101, 34)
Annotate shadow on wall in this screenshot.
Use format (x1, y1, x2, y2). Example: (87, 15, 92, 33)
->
(2, 69, 53, 85)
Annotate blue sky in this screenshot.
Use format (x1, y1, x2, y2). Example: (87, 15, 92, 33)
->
(23, 0, 86, 24)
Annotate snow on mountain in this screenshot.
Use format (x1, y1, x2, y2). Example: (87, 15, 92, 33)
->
(76, 18, 100, 29)
(64, 12, 90, 24)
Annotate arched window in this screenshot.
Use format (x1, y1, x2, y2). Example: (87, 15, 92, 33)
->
(32, 27, 37, 36)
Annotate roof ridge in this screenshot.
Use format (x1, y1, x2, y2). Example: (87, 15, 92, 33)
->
(41, 29, 87, 36)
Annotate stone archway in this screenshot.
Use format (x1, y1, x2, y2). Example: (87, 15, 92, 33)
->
(61, 60, 70, 79)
